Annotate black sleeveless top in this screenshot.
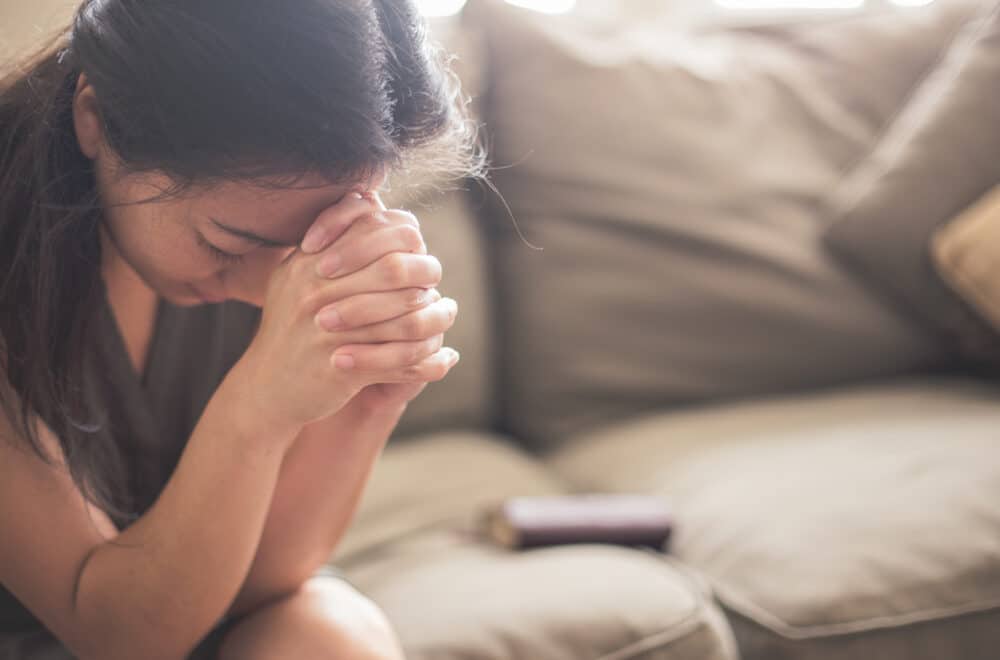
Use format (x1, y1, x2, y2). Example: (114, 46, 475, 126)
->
(0, 288, 262, 634)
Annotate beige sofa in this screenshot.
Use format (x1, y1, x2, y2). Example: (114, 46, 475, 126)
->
(334, 1, 1000, 658)
(4, 1, 999, 658)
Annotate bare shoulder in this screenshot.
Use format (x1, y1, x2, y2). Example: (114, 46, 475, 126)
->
(0, 370, 117, 650)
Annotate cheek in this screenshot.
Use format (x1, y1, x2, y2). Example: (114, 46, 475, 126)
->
(104, 206, 208, 287)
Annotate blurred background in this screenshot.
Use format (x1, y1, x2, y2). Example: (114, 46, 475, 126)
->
(2, 1, 998, 659)
(0, 0, 954, 60)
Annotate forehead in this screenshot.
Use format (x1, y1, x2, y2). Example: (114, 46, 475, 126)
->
(188, 176, 366, 243)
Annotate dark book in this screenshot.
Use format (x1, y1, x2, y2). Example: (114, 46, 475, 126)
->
(479, 493, 673, 551)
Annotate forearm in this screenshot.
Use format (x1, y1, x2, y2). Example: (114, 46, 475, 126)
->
(226, 401, 406, 618)
(72, 368, 299, 660)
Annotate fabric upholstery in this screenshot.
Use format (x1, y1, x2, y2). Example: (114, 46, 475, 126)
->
(545, 378, 1000, 660)
(822, 1, 1000, 364)
(472, 0, 976, 451)
(333, 431, 738, 660)
(346, 534, 739, 660)
(332, 431, 570, 563)
(933, 185, 1000, 331)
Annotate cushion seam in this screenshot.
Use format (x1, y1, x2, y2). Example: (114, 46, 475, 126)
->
(708, 579, 1000, 640)
(822, 2, 992, 219)
(595, 556, 731, 660)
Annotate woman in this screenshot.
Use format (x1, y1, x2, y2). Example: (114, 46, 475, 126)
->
(0, 0, 482, 657)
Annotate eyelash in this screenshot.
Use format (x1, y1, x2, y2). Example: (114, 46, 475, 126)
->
(196, 232, 246, 265)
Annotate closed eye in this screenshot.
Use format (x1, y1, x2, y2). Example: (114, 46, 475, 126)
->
(195, 231, 246, 265)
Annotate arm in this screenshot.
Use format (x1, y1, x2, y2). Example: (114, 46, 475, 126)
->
(226, 399, 407, 618)
(0, 363, 301, 660)
(1, 193, 449, 659)
(226, 190, 455, 616)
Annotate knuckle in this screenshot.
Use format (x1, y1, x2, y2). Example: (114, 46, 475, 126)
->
(396, 224, 424, 252)
(396, 209, 420, 229)
(300, 285, 327, 315)
(405, 312, 427, 337)
(379, 254, 408, 285)
(401, 364, 422, 380)
(409, 343, 425, 364)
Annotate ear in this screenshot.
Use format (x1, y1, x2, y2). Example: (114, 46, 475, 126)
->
(72, 73, 104, 160)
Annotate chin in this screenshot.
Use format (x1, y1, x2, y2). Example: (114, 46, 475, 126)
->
(156, 283, 213, 307)
(163, 292, 208, 308)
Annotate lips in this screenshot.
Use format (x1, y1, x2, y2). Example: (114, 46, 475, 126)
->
(189, 283, 227, 304)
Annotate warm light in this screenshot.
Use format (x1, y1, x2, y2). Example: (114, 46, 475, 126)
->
(888, 0, 936, 6)
(505, 0, 577, 14)
(715, 0, 864, 8)
(418, 0, 468, 17)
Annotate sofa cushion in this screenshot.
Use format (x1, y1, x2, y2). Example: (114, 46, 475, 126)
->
(822, 1, 1000, 364)
(545, 378, 1000, 660)
(332, 430, 570, 562)
(331, 432, 737, 659)
(341, 530, 738, 660)
(932, 185, 1000, 332)
(472, 0, 977, 451)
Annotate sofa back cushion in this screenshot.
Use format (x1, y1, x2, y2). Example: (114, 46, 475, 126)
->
(473, 0, 980, 450)
(823, 1, 1000, 365)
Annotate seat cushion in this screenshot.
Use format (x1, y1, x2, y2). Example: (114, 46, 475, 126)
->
(470, 0, 978, 451)
(545, 378, 1000, 660)
(332, 431, 570, 562)
(332, 431, 737, 659)
(342, 530, 738, 660)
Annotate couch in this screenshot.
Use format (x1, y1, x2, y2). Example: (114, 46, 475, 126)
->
(7, 0, 998, 657)
(330, 1, 1000, 658)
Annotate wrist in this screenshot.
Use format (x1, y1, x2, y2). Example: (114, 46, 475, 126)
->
(355, 395, 409, 422)
(217, 360, 303, 453)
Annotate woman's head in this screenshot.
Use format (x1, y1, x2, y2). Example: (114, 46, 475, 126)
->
(69, 0, 473, 307)
(84, 152, 384, 308)
(0, 0, 483, 520)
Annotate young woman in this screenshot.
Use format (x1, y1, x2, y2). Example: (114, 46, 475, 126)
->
(0, 0, 482, 658)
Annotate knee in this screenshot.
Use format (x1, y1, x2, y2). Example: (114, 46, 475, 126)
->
(301, 578, 405, 660)
(218, 577, 406, 660)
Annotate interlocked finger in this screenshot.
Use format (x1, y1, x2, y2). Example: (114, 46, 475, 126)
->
(314, 287, 443, 332)
(331, 334, 446, 372)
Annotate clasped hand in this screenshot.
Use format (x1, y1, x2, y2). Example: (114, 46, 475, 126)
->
(241, 190, 459, 432)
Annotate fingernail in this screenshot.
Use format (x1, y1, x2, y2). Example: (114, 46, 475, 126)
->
(350, 192, 364, 200)
(316, 253, 343, 278)
(333, 353, 355, 370)
(315, 308, 342, 330)
(301, 228, 328, 254)
(446, 349, 460, 365)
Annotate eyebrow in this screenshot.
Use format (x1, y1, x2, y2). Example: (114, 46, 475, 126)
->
(209, 218, 299, 248)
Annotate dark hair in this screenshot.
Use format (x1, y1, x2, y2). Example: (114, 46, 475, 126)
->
(0, 0, 484, 523)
